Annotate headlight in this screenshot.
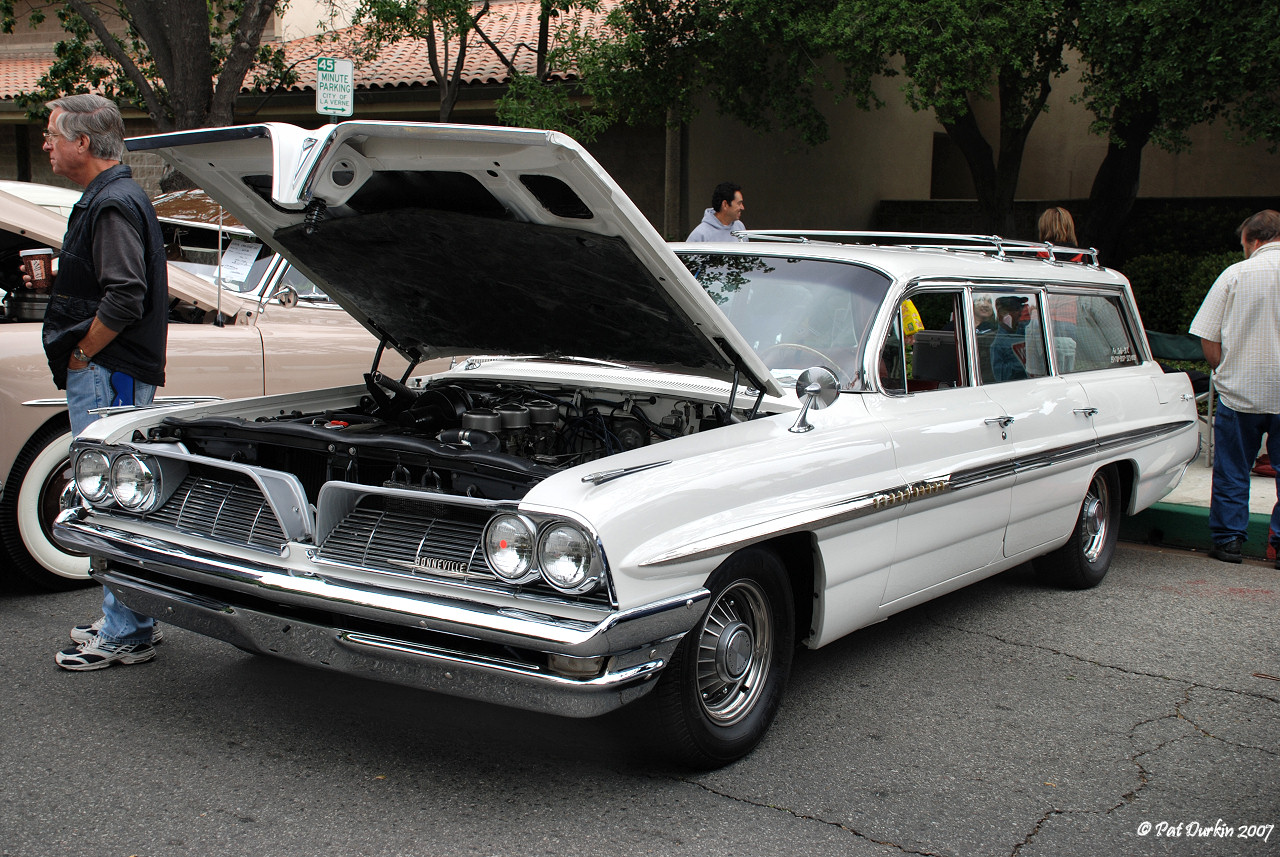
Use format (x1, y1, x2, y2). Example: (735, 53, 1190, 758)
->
(537, 523, 599, 594)
(483, 514, 538, 583)
(74, 449, 113, 505)
(110, 454, 159, 511)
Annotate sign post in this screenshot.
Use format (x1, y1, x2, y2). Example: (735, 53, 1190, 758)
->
(315, 57, 354, 120)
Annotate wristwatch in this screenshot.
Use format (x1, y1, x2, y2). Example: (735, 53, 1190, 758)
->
(72, 346, 91, 363)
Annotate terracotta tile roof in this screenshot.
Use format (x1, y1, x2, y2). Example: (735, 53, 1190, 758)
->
(0, 1, 613, 101)
(277, 1, 614, 92)
(0, 55, 58, 99)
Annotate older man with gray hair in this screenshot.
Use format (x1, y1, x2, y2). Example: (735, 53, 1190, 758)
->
(1189, 209, 1280, 568)
(32, 93, 169, 669)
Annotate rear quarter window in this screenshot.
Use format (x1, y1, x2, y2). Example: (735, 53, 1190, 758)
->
(1045, 292, 1140, 373)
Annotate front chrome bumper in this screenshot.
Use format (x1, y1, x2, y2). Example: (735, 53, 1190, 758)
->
(56, 510, 710, 718)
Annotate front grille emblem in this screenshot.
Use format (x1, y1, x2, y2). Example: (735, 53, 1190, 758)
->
(387, 556, 470, 576)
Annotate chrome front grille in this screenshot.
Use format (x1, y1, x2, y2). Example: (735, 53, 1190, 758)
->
(317, 504, 494, 582)
(148, 475, 287, 552)
(315, 496, 613, 606)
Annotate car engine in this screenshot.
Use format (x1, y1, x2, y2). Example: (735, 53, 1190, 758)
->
(147, 372, 734, 505)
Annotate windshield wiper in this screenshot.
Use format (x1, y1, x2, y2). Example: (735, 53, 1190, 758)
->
(462, 355, 632, 371)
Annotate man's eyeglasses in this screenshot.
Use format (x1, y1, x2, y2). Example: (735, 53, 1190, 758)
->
(42, 130, 62, 142)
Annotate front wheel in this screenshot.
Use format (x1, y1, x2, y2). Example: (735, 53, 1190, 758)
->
(647, 546, 795, 768)
(0, 421, 93, 590)
(1037, 466, 1121, 590)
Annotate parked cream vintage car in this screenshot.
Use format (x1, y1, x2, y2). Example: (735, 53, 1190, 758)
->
(0, 184, 404, 590)
(55, 122, 1199, 766)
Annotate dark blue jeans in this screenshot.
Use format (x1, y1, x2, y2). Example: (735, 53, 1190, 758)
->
(1208, 403, 1280, 548)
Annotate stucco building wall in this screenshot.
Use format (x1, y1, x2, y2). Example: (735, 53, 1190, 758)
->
(683, 62, 1279, 237)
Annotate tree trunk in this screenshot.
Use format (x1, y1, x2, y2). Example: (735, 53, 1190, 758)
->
(125, 0, 214, 130)
(942, 105, 1003, 235)
(1081, 99, 1158, 265)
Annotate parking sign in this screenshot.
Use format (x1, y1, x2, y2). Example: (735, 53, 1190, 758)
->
(316, 57, 354, 117)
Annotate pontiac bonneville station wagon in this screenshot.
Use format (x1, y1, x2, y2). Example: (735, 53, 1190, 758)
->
(55, 122, 1199, 767)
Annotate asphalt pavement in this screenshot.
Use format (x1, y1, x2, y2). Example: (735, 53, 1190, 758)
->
(1, 544, 1276, 857)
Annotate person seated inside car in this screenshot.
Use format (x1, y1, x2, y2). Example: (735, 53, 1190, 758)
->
(990, 296, 1029, 381)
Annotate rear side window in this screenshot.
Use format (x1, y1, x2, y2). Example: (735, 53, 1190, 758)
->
(973, 290, 1047, 384)
(1044, 292, 1139, 373)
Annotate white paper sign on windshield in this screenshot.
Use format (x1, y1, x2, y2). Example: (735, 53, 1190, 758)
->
(218, 240, 261, 284)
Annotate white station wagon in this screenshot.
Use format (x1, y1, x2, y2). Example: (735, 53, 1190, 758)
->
(55, 121, 1199, 767)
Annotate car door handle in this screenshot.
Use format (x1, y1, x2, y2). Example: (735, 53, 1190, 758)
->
(985, 416, 1015, 428)
(1074, 407, 1099, 417)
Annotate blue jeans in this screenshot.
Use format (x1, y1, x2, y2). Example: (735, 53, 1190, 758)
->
(1208, 402, 1280, 548)
(66, 363, 157, 644)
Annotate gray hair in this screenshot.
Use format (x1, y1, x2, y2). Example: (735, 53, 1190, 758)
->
(1238, 210, 1280, 245)
(45, 94, 126, 161)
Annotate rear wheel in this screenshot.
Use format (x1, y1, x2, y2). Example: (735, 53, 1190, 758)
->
(648, 546, 795, 768)
(1037, 466, 1121, 589)
(0, 420, 93, 591)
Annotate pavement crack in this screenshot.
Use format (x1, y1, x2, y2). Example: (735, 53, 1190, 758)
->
(1175, 686, 1280, 757)
(925, 613, 1279, 705)
(670, 776, 947, 856)
(924, 618, 1280, 853)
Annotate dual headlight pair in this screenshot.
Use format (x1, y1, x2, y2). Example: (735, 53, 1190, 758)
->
(482, 514, 603, 595)
(74, 448, 163, 512)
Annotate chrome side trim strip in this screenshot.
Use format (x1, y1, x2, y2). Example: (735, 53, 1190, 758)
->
(21, 396, 224, 408)
(638, 418, 1196, 566)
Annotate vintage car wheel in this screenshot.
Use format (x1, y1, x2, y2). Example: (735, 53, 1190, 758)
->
(0, 421, 93, 591)
(1037, 466, 1121, 590)
(649, 546, 795, 768)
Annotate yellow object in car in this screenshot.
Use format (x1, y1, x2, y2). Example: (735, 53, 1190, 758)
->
(901, 299, 923, 336)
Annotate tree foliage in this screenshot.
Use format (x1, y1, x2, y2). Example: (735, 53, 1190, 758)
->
(322, 0, 488, 122)
(563, 0, 1078, 234)
(818, 0, 1079, 235)
(1073, 0, 1280, 257)
(0, 0, 295, 131)
(331, 0, 603, 131)
(565, 0, 831, 145)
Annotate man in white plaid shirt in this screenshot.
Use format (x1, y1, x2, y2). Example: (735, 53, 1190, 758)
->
(1189, 210, 1280, 567)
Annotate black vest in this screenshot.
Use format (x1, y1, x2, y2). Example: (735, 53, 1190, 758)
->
(42, 164, 168, 389)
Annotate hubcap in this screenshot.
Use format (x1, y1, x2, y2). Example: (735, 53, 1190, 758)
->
(1080, 474, 1110, 563)
(695, 579, 773, 725)
(716, 621, 754, 682)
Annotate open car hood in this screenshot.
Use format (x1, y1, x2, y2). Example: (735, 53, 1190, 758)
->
(128, 122, 780, 395)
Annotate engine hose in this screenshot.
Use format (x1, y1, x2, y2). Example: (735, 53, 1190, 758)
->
(436, 428, 501, 453)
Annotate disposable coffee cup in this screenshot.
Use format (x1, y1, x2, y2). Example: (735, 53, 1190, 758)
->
(20, 248, 54, 291)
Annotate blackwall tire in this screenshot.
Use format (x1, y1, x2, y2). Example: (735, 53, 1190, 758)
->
(1037, 466, 1121, 590)
(0, 422, 93, 591)
(648, 545, 795, 768)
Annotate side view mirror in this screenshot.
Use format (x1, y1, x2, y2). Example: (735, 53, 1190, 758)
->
(276, 285, 299, 308)
(789, 367, 840, 433)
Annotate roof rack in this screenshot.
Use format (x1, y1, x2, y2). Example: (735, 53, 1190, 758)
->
(731, 230, 1101, 267)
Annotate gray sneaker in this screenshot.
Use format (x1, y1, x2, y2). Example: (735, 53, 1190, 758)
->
(70, 617, 163, 645)
(55, 635, 156, 671)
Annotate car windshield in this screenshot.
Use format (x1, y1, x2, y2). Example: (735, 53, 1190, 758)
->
(165, 231, 332, 303)
(679, 252, 891, 388)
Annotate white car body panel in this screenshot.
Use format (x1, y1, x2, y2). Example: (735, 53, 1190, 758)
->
(53, 121, 1201, 763)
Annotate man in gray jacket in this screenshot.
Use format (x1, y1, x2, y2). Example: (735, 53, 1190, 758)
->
(686, 182, 746, 242)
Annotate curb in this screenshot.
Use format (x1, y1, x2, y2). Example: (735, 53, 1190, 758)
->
(1121, 502, 1275, 559)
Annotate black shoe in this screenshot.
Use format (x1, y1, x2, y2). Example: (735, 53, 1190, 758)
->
(1208, 538, 1244, 564)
